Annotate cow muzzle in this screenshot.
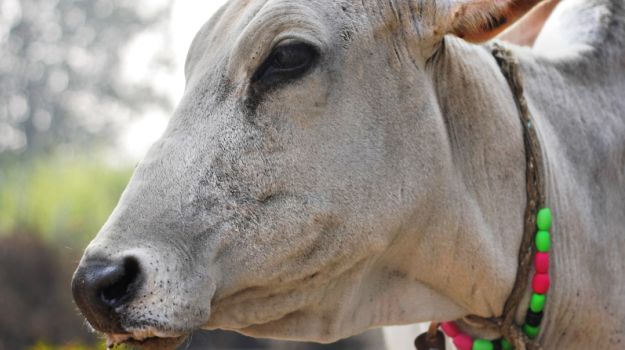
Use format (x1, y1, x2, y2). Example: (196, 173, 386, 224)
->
(71, 256, 143, 333)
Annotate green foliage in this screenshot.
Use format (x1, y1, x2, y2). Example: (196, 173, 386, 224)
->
(29, 341, 100, 350)
(0, 155, 132, 249)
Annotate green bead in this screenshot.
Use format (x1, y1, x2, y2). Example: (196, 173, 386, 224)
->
(530, 293, 547, 313)
(537, 208, 552, 231)
(535, 231, 551, 252)
(523, 324, 540, 339)
(501, 339, 514, 350)
(473, 339, 494, 350)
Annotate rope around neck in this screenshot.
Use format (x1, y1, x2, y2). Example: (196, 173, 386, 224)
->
(479, 42, 547, 350)
(415, 43, 549, 350)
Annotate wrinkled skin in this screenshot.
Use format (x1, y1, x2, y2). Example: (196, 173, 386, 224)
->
(73, 0, 625, 349)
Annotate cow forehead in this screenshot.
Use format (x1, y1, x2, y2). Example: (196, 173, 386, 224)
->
(199, 0, 441, 47)
(215, 0, 340, 37)
(185, 0, 448, 84)
(185, 0, 338, 80)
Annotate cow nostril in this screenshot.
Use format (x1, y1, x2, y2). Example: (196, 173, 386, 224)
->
(72, 256, 143, 333)
(100, 257, 141, 307)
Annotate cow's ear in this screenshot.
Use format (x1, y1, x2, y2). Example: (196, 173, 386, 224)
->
(449, 0, 544, 43)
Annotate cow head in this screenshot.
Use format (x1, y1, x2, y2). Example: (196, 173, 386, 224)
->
(72, 0, 541, 348)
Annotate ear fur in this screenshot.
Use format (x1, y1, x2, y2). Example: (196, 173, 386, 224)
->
(450, 0, 545, 43)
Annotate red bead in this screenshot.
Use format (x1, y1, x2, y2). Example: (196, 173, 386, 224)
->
(535, 253, 549, 274)
(532, 273, 550, 294)
(441, 322, 461, 337)
(453, 333, 474, 350)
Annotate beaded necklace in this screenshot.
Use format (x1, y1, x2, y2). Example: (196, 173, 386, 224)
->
(415, 43, 553, 350)
(437, 208, 553, 350)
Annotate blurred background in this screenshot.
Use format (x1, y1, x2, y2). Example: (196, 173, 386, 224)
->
(0, 0, 388, 349)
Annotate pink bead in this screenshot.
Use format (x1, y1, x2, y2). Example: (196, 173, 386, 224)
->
(535, 253, 549, 274)
(453, 333, 474, 350)
(533, 273, 550, 294)
(441, 322, 461, 337)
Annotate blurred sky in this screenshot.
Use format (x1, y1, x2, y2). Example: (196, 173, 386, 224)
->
(120, 0, 228, 160)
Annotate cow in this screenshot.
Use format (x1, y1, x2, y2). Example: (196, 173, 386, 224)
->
(72, 0, 625, 349)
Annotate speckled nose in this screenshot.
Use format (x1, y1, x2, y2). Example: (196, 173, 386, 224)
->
(71, 256, 143, 333)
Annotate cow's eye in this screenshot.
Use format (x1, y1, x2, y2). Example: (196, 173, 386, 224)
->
(252, 41, 319, 84)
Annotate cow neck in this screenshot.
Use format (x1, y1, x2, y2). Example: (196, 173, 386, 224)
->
(416, 42, 553, 350)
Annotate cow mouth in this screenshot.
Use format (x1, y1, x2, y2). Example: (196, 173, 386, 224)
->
(106, 330, 187, 350)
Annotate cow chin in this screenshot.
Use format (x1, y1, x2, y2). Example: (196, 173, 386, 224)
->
(202, 257, 375, 344)
(206, 291, 367, 345)
(106, 332, 187, 350)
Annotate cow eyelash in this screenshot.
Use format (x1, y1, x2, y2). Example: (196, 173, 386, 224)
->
(251, 41, 320, 85)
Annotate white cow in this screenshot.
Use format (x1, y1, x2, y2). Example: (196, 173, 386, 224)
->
(72, 0, 625, 349)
